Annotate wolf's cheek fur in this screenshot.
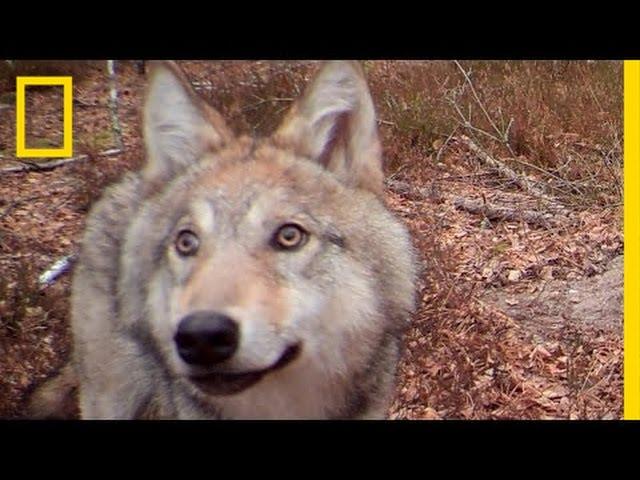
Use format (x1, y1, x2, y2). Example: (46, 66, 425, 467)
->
(145, 269, 187, 374)
(280, 252, 385, 372)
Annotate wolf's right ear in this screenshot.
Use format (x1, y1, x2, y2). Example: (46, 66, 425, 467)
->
(142, 61, 234, 183)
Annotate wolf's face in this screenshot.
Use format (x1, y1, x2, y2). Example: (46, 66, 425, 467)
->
(119, 62, 415, 403)
(138, 150, 391, 398)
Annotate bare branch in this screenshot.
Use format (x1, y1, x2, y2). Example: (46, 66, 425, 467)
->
(459, 135, 551, 199)
(107, 60, 124, 151)
(1, 148, 122, 174)
(452, 197, 571, 229)
(453, 60, 515, 156)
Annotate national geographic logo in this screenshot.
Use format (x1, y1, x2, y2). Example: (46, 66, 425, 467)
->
(15, 76, 73, 158)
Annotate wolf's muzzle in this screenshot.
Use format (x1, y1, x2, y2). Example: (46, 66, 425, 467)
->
(188, 343, 302, 396)
(174, 311, 239, 366)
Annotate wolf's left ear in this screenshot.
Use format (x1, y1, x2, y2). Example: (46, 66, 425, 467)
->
(142, 61, 234, 183)
(273, 61, 384, 195)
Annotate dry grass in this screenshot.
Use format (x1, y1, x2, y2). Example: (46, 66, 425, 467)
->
(369, 60, 622, 207)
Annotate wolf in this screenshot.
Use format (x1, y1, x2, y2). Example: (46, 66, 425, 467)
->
(27, 60, 417, 419)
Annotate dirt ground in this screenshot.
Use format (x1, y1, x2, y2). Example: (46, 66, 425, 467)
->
(486, 255, 622, 336)
(0, 61, 623, 419)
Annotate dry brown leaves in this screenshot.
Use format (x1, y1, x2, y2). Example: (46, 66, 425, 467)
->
(386, 156, 622, 419)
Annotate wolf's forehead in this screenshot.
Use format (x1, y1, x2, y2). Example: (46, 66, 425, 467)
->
(177, 144, 338, 227)
(188, 187, 282, 222)
(191, 150, 323, 201)
(184, 167, 303, 227)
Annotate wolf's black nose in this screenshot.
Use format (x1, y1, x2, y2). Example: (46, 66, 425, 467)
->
(174, 312, 239, 366)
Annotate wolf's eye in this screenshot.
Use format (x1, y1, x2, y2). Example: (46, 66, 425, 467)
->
(273, 224, 308, 250)
(175, 229, 200, 256)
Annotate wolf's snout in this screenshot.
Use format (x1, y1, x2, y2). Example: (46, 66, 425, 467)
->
(174, 312, 239, 366)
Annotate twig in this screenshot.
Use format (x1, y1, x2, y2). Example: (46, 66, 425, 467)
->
(436, 125, 460, 164)
(39, 254, 77, 288)
(435, 172, 493, 181)
(387, 163, 408, 182)
(242, 95, 294, 112)
(107, 60, 124, 151)
(449, 99, 506, 145)
(191, 80, 214, 91)
(507, 154, 586, 197)
(453, 60, 514, 155)
(459, 135, 552, 200)
(0, 148, 122, 174)
(74, 98, 102, 108)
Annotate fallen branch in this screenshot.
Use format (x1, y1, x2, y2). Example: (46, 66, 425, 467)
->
(459, 134, 586, 206)
(387, 178, 571, 229)
(459, 135, 550, 200)
(453, 197, 568, 228)
(0, 148, 122, 174)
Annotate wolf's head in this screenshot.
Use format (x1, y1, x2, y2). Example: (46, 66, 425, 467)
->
(119, 61, 415, 407)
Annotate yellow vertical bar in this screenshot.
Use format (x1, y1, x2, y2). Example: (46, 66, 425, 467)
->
(15, 77, 26, 155)
(63, 77, 73, 156)
(625, 60, 640, 419)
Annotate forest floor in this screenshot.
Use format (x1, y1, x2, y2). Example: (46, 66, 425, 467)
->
(0, 60, 623, 419)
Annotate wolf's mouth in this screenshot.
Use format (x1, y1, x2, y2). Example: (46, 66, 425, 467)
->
(189, 343, 301, 396)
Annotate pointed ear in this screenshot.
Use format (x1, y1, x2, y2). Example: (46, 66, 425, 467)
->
(142, 61, 234, 183)
(272, 61, 383, 195)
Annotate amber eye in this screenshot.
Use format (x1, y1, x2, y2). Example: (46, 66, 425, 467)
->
(175, 229, 200, 256)
(273, 224, 307, 250)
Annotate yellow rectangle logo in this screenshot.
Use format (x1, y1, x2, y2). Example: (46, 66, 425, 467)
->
(15, 76, 73, 158)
